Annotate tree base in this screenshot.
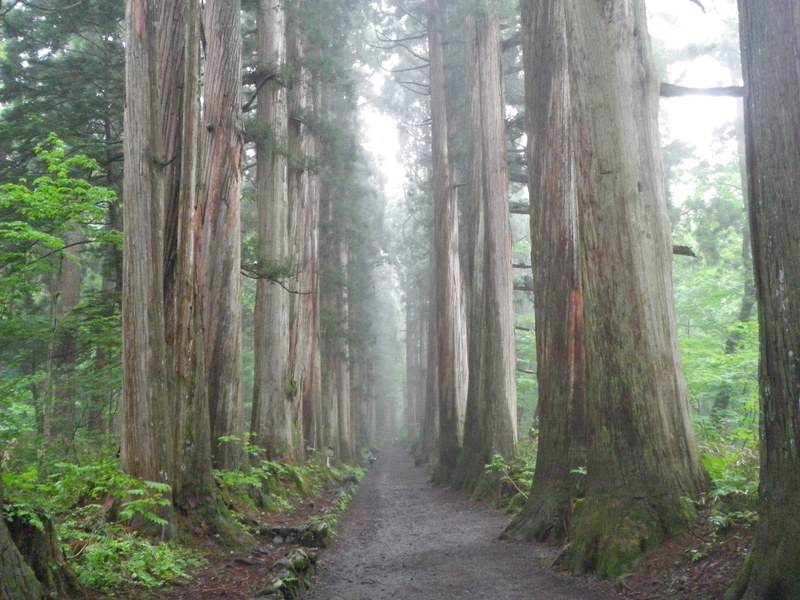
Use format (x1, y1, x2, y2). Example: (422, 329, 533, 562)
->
(180, 498, 254, 547)
(725, 510, 800, 600)
(559, 495, 695, 578)
(502, 491, 573, 544)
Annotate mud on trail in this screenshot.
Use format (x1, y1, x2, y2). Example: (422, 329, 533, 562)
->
(303, 447, 622, 600)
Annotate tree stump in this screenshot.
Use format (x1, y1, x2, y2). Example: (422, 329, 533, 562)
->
(5, 504, 79, 598)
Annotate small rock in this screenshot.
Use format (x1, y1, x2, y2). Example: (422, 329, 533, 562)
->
(288, 550, 310, 571)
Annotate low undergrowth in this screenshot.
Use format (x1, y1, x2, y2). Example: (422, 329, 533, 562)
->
(3, 456, 200, 590)
(482, 436, 537, 512)
(2, 442, 363, 594)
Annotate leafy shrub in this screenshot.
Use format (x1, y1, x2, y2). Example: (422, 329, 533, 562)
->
(701, 442, 759, 530)
(66, 530, 203, 589)
(3, 456, 194, 590)
(484, 451, 536, 506)
(213, 437, 362, 516)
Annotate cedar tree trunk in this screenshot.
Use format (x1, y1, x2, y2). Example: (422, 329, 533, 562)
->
(504, 0, 587, 544)
(428, 0, 465, 480)
(727, 3, 800, 598)
(454, 0, 518, 495)
(251, 0, 296, 461)
(201, 0, 245, 471)
(560, 0, 709, 576)
(287, 17, 321, 458)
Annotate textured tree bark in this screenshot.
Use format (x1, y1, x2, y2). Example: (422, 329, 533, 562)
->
(121, 0, 176, 534)
(420, 259, 439, 466)
(319, 176, 338, 458)
(417, 290, 431, 437)
(317, 95, 356, 464)
(123, 0, 238, 540)
(158, 0, 218, 524)
(428, 0, 465, 481)
(251, 0, 297, 461)
(287, 14, 321, 459)
(334, 235, 355, 463)
(503, 0, 587, 544)
(404, 277, 431, 448)
(454, 1, 517, 496)
(561, 0, 708, 576)
(0, 474, 44, 600)
(404, 290, 421, 438)
(727, 3, 800, 598)
(201, 0, 245, 471)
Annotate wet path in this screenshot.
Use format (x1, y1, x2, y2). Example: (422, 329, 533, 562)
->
(303, 447, 620, 600)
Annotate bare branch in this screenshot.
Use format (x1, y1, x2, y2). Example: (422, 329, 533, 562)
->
(391, 63, 429, 74)
(372, 30, 430, 64)
(240, 267, 310, 295)
(688, 0, 706, 13)
(242, 67, 285, 113)
(660, 82, 743, 97)
(397, 79, 430, 96)
(392, 0, 426, 28)
(372, 29, 427, 45)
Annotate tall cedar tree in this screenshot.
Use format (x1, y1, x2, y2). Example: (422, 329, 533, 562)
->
(122, 0, 182, 534)
(251, 0, 299, 461)
(728, 3, 800, 598)
(318, 113, 356, 463)
(504, 0, 587, 543)
(559, 0, 708, 576)
(286, 4, 323, 454)
(201, 0, 246, 471)
(428, 0, 466, 481)
(122, 0, 244, 540)
(453, 0, 518, 495)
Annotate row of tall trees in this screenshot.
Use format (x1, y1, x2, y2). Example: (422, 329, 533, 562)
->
(3, 0, 800, 596)
(377, 0, 519, 495)
(120, 0, 399, 535)
(0, 0, 401, 553)
(380, 0, 799, 593)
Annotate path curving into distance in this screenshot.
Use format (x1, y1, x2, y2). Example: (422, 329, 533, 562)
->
(302, 446, 622, 600)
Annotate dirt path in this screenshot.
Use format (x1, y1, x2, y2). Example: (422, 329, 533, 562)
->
(303, 447, 622, 600)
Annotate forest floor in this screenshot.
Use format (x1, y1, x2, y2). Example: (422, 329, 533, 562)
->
(90, 447, 752, 600)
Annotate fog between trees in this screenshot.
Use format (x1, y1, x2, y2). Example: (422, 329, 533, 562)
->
(1, 1, 798, 598)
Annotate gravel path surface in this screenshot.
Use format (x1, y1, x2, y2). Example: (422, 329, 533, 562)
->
(303, 447, 621, 600)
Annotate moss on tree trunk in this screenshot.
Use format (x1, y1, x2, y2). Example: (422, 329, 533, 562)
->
(560, 495, 695, 577)
(726, 509, 800, 600)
